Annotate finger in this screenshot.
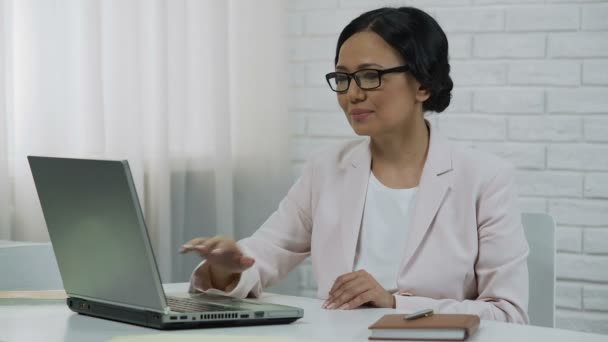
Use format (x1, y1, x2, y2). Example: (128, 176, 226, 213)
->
(328, 272, 368, 303)
(327, 278, 369, 310)
(340, 289, 374, 310)
(179, 237, 210, 253)
(204, 245, 238, 262)
(199, 236, 224, 251)
(328, 271, 360, 296)
(211, 239, 241, 254)
(332, 279, 369, 309)
(183, 237, 209, 246)
(206, 239, 244, 259)
(182, 236, 230, 260)
(238, 255, 255, 269)
(193, 237, 231, 257)
(206, 253, 253, 274)
(330, 276, 366, 302)
(206, 245, 252, 272)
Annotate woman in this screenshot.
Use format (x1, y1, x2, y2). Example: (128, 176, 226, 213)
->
(180, 7, 529, 323)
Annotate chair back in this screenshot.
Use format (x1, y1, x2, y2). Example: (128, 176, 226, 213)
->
(0, 241, 63, 290)
(521, 213, 556, 328)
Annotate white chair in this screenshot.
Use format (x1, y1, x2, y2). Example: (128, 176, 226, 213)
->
(0, 241, 63, 290)
(521, 213, 556, 328)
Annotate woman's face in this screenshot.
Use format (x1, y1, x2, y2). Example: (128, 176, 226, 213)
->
(335, 31, 429, 138)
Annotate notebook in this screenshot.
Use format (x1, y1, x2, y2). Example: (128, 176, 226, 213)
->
(28, 156, 303, 330)
(368, 314, 480, 341)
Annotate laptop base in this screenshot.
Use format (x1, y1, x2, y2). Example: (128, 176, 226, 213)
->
(68, 297, 299, 330)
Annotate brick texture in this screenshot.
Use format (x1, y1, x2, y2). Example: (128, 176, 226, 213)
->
(506, 6, 579, 32)
(508, 61, 580, 86)
(287, 0, 608, 334)
(584, 118, 608, 142)
(556, 282, 582, 310)
(584, 173, 608, 199)
(548, 33, 608, 57)
(474, 89, 544, 114)
(508, 117, 582, 142)
(583, 60, 608, 85)
(584, 228, 608, 254)
(556, 227, 582, 253)
(584, 285, 608, 311)
(473, 33, 545, 58)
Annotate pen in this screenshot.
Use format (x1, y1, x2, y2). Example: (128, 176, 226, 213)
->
(404, 308, 434, 320)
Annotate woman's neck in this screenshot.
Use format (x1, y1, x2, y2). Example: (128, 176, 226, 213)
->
(369, 117, 429, 188)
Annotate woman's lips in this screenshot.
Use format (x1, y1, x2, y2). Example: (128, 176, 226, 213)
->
(350, 109, 373, 120)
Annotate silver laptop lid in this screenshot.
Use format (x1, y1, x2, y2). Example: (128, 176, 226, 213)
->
(28, 156, 167, 312)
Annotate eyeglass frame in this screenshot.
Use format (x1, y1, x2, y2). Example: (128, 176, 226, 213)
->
(325, 65, 410, 92)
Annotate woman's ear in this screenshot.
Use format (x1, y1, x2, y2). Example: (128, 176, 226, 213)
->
(416, 86, 431, 103)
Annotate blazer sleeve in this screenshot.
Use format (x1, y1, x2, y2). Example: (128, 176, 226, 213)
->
(395, 165, 530, 324)
(189, 159, 314, 298)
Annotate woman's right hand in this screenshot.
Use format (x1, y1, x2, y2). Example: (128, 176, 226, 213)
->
(179, 236, 255, 291)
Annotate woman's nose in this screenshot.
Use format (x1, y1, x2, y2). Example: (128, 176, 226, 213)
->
(346, 78, 365, 102)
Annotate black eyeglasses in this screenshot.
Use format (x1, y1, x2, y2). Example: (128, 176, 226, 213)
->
(325, 65, 409, 92)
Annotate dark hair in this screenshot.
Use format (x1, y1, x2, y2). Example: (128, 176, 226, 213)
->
(335, 7, 453, 113)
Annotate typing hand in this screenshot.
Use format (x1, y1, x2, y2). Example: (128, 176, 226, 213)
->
(179, 236, 255, 273)
(323, 270, 395, 310)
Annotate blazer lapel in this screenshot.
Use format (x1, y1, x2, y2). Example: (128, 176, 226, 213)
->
(336, 125, 454, 273)
(339, 139, 372, 271)
(400, 126, 454, 270)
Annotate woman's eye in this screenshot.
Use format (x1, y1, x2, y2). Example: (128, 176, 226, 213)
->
(335, 75, 349, 83)
(359, 71, 378, 80)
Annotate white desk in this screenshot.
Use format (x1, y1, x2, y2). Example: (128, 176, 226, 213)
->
(0, 283, 605, 342)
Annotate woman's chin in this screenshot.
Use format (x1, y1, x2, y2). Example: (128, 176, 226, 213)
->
(350, 124, 373, 137)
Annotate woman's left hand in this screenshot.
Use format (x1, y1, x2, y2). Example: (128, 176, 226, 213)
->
(323, 270, 395, 310)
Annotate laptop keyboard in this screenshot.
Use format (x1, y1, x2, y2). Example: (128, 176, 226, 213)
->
(167, 296, 244, 313)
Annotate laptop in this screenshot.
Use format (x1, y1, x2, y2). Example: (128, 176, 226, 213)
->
(27, 156, 303, 330)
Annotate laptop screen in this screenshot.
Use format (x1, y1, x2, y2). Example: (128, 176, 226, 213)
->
(28, 156, 167, 312)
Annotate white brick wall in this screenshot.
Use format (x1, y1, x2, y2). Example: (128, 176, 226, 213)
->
(557, 227, 582, 253)
(548, 145, 608, 171)
(584, 285, 608, 311)
(435, 8, 505, 32)
(583, 60, 608, 85)
(516, 171, 583, 197)
(473, 33, 545, 58)
(508, 116, 582, 141)
(437, 114, 507, 140)
(508, 61, 580, 86)
(584, 228, 608, 254)
(582, 4, 608, 30)
(474, 142, 546, 169)
(557, 254, 608, 282)
(584, 118, 608, 142)
(548, 32, 608, 57)
(548, 88, 608, 113)
(585, 173, 608, 198)
(474, 89, 544, 114)
(450, 61, 507, 86)
(550, 199, 608, 226)
(505, 6, 579, 31)
(287, 0, 608, 334)
(556, 282, 582, 309)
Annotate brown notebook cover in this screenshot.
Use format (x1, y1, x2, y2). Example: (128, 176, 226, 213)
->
(368, 314, 480, 341)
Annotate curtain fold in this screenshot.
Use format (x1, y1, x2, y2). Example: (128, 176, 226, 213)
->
(0, 0, 290, 283)
(0, 0, 12, 240)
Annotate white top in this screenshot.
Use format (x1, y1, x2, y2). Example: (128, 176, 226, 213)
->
(353, 172, 418, 292)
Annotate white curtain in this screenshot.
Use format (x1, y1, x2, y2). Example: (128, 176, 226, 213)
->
(0, 0, 290, 282)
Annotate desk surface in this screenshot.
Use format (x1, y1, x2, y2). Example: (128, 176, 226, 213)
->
(0, 283, 605, 342)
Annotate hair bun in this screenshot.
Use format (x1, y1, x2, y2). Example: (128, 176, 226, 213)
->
(424, 71, 453, 113)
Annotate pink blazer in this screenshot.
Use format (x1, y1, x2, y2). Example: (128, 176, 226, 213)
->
(191, 123, 530, 324)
